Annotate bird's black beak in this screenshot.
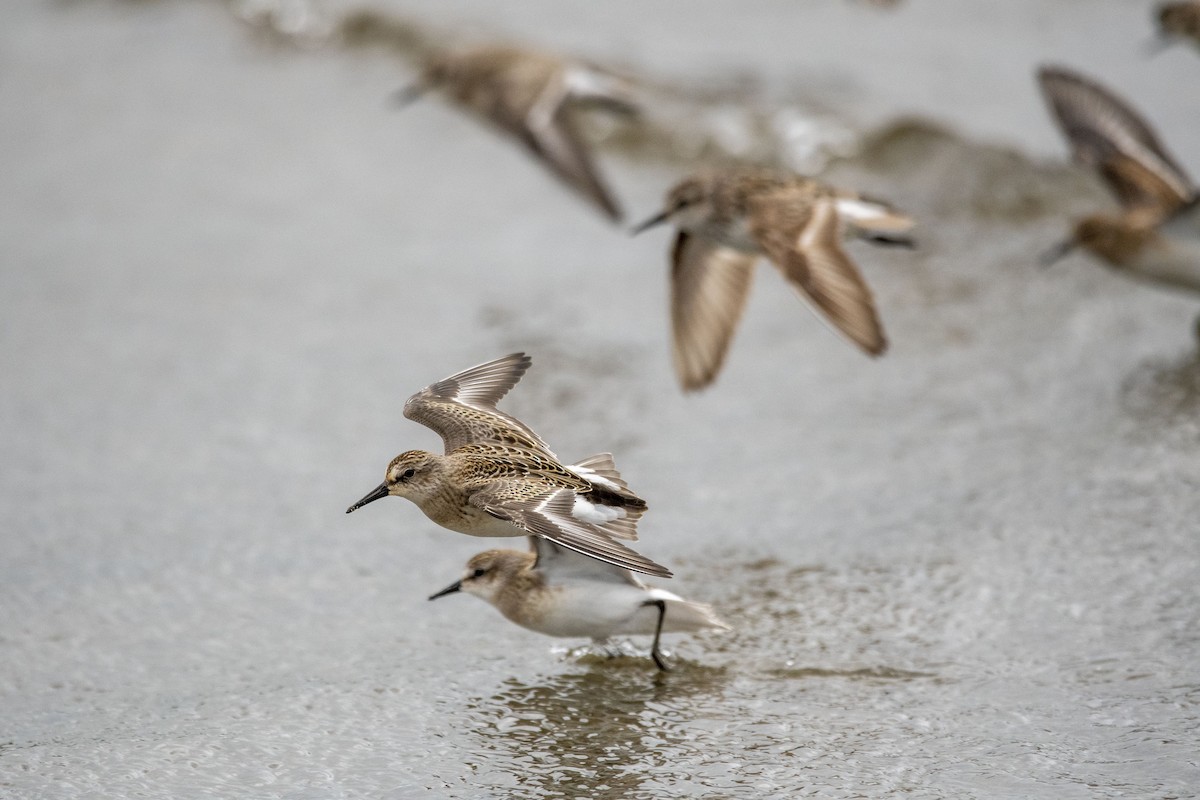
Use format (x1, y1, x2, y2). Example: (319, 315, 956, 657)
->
(1039, 238, 1075, 267)
(630, 210, 669, 236)
(428, 580, 462, 601)
(391, 83, 426, 108)
(346, 482, 389, 514)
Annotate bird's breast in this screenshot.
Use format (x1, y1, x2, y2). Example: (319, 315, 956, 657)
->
(513, 583, 649, 638)
(699, 216, 760, 253)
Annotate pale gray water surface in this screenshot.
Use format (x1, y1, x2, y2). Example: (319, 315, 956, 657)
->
(2, 1, 1199, 798)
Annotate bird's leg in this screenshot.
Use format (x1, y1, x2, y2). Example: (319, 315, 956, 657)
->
(643, 599, 670, 671)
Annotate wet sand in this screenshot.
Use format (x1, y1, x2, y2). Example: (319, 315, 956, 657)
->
(2, 1, 1198, 797)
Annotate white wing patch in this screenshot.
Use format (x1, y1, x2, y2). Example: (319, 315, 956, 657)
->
(571, 496, 626, 525)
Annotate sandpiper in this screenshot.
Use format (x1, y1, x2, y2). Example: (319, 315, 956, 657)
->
(429, 537, 728, 670)
(632, 167, 913, 391)
(346, 353, 670, 578)
(1154, 2, 1200, 51)
(396, 44, 638, 222)
(1037, 66, 1200, 303)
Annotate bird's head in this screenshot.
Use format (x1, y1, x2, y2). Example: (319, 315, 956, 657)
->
(346, 450, 443, 513)
(631, 176, 713, 235)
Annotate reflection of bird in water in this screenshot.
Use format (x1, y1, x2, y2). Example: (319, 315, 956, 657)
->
(1037, 66, 1200, 336)
(633, 167, 913, 391)
(395, 45, 638, 222)
(462, 663, 729, 797)
(346, 353, 670, 578)
(429, 537, 729, 670)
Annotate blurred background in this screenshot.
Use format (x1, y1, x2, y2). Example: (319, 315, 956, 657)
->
(2, 1, 1199, 797)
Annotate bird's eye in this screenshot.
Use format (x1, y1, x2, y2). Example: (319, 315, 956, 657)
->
(471, 567, 486, 578)
(401, 468, 416, 480)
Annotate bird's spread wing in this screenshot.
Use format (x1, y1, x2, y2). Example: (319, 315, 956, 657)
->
(470, 486, 671, 578)
(669, 231, 758, 391)
(753, 198, 887, 357)
(1038, 66, 1193, 214)
(403, 353, 555, 454)
(520, 75, 623, 221)
(529, 536, 642, 587)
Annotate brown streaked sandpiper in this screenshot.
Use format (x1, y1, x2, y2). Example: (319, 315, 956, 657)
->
(429, 537, 728, 670)
(632, 166, 914, 391)
(1037, 66, 1200, 308)
(1154, 2, 1200, 51)
(346, 353, 670, 578)
(396, 44, 637, 222)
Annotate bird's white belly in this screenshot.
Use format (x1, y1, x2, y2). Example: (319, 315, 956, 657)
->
(527, 583, 656, 639)
(700, 217, 759, 253)
(1129, 237, 1200, 295)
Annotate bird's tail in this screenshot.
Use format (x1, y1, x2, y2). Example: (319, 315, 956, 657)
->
(648, 589, 731, 633)
(836, 195, 917, 247)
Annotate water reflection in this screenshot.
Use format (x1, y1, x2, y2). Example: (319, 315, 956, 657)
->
(459, 662, 731, 800)
(447, 558, 960, 798)
(765, 665, 935, 681)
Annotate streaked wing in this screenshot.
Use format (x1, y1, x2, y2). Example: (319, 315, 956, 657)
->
(1038, 66, 1193, 212)
(754, 198, 887, 357)
(403, 352, 555, 454)
(470, 486, 671, 578)
(530, 536, 642, 587)
(669, 231, 758, 391)
(520, 80, 623, 221)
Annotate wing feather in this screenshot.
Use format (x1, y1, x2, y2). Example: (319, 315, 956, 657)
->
(530, 536, 642, 587)
(754, 199, 887, 357)
(669, 231, 758, 391)
(1038, 65, 1193, 213)
(520, 77, 623, 221)
(403, 353, 556, 454)
(567, 452, 631, 492)
(470, 487, 671, 578)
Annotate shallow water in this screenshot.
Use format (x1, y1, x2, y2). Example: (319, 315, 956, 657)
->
(2, 1, 1199, 798)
